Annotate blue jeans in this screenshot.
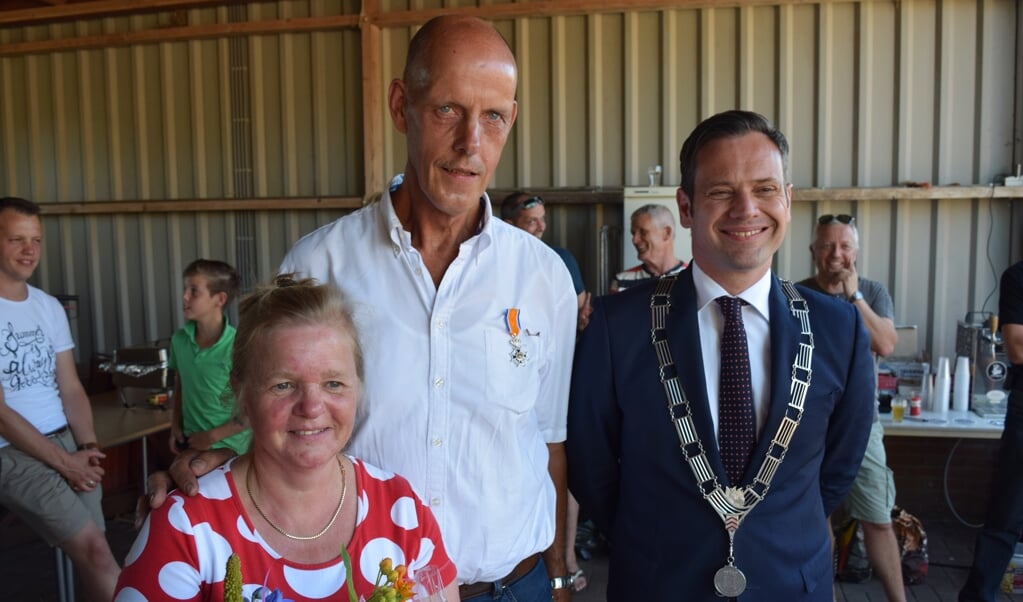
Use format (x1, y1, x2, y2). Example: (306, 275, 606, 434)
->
(461, 556, 551, 602)
(960, 387, 1023, 601)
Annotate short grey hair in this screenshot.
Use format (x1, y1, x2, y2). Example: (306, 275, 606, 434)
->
(631, 204, 675, 231)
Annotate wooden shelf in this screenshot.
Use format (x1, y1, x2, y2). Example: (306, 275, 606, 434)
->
(35, 185, 1021, 216)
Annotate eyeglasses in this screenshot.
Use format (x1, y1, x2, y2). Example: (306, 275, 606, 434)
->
(519, 195, 544, 210)
(818, 214, 855, 225)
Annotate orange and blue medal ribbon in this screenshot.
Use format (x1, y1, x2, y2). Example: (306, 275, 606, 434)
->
(505, 308, 528, 366)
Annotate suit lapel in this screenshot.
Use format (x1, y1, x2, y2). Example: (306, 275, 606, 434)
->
(667, 269, 728, 481)
(745, 276, 800, 480)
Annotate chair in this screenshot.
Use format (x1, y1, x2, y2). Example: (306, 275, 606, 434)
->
(55, 547, 75, 602)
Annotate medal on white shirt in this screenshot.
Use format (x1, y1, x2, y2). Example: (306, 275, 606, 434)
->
(505, 308, 528, 366)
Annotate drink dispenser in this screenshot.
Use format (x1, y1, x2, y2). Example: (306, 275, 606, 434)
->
(974, 315, 1009, 397)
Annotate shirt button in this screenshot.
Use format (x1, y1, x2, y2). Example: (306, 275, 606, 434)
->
(435, 319, 446, 328)
(415, 267, 423, 276)
(430, 497, 441, 506)
(434, 378, 444, 387)
(432, 438, 443, 447)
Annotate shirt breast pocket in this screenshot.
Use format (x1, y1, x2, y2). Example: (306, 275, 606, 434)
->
(483, 328, 542, 414)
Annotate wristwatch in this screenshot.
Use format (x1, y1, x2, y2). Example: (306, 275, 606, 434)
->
(849, 290, 864, 303)
(550, 575, 575, 590)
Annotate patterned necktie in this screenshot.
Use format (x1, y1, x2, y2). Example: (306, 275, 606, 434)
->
(716, 296, 756, 485)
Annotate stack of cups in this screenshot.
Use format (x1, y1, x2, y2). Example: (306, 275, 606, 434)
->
(933, 357, 951, 418)
(953, 355, 972, 412)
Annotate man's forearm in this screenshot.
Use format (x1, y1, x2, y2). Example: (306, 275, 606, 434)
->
(543, 442, 569, 580)
(853, 302, 897, 357)
(0, 398, 71, 471)
(56, 350, 99, 446)
(1003, 323, 1023, 365)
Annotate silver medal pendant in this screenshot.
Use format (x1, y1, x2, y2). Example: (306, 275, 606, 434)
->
(714, 564, 747, 597)
(509, 336, 528, 366)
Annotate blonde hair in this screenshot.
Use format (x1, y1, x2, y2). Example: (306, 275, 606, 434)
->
(231, 275, 364, 394)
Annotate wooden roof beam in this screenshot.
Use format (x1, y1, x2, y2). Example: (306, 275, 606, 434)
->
(0, 0, 239, 26)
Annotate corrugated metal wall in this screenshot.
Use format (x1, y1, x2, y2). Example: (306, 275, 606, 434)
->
(1, 0, 1021, 366)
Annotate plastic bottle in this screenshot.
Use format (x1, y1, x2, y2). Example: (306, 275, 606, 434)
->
(953, 355, 971, 412)
(933, 357, 951, 417)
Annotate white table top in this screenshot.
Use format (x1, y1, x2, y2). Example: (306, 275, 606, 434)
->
(879, 409, 1005, 439)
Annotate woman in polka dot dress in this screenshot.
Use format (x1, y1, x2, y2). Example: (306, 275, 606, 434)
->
(114, 277, 459, 601)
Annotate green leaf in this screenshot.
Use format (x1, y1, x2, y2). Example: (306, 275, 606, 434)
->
(341, 545, 359, 602)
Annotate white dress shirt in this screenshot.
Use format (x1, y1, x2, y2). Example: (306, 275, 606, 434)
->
(279, 178, 577, 584)
(690, 262, 773, 437)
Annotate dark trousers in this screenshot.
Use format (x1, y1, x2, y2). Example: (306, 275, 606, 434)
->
(960, 387, 1023, 601)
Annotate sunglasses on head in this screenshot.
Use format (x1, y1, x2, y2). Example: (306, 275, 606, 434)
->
(818, 214, 855, 225)
(518, 195, 544, 210)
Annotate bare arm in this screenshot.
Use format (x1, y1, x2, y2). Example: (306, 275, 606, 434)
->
(1003, 323, 1023, 365)
(851, 299, 898, 357)
(187, 416, 248, 451)
(576, 291, 592, 332)
(543, 441, 570, 602)
(442, 582, 460, 602)
(842, 269, 897, 357)
(55, 350, 98, 448)
(0, 351, 104, 490)
(140, 446, 236, 518)
(169, 372, 185, 453)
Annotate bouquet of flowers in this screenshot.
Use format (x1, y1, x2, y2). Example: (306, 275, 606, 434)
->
(223, 553, 294, 602)
(341, 547, 415, 602)
(222, 550, 414, 602)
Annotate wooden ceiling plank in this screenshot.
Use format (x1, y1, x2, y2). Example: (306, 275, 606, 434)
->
(1, 0, 860, 28)
(0, 0, 237, 26)
(0, 13, 360, 57)
(0, 0, 859, 57)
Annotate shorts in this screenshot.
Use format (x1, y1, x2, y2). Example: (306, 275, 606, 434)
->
(845, 417, 896, 524)
(0, 427, 106, 546)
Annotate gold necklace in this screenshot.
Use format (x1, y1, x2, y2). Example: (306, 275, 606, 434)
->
(246, 455, 347, 541)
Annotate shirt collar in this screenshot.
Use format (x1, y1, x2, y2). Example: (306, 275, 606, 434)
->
(690, 261, 772, 321)
(382, 173, 493, 253)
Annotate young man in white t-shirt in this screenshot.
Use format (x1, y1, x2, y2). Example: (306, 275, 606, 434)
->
(0, 196, 120, 602)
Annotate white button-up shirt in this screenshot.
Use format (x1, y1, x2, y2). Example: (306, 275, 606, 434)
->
(691, 262, 773, 436)
(279, 179, 577, 584)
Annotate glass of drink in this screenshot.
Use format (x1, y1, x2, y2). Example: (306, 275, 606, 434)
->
(891, 397, 907, 422)
(412, 565, 446, 601)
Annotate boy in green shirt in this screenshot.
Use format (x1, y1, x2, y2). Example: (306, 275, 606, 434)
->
(169, 259, 250, 455)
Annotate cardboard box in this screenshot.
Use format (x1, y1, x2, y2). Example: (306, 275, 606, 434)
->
(879, 360, 930, 395)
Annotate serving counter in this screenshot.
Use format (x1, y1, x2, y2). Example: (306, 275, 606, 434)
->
(879, 409, 1005, 440)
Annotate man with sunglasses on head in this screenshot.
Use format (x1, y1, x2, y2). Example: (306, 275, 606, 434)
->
(501, 192, 592, 333)
(502, 191, 592, 592)
(799, 213, 904, 602)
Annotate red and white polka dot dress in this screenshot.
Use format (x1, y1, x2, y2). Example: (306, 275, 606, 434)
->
(114, 457, 456, 601)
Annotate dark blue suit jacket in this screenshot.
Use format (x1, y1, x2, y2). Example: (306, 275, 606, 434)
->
(567, 268, 874, 601)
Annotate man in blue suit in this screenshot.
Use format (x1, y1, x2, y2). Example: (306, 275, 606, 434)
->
(567, 110, 874, 601)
